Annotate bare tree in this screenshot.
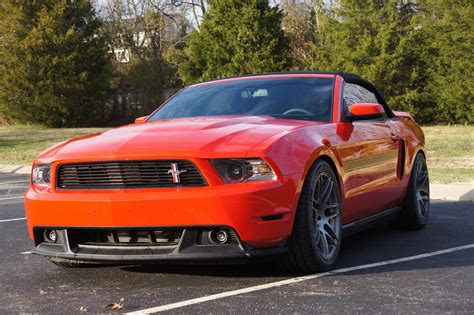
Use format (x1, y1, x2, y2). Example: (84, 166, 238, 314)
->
(281, 0, 315, 68)
(102, 0, 191, 121)
(169, 0, 206, 29)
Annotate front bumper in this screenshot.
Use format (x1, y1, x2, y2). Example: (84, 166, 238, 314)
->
(32, 227, 288, 263)
(25, 173, 301, 261)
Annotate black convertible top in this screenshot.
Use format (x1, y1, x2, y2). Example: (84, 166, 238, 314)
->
(231, 71, 385, 100)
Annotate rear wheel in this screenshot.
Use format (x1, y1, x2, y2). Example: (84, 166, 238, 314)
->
(393, 152, 430, 229)
(279, 160, 342, 274)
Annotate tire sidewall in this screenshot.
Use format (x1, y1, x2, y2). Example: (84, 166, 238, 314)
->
(410, 153, 430, 226)
(303, 161, 342, 269)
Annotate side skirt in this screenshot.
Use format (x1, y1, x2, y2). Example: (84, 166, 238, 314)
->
(342, 206, 402, 238)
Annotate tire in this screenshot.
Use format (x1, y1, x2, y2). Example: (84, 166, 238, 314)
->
(393, 152, 430, 229)
(279, 160, 342, 274)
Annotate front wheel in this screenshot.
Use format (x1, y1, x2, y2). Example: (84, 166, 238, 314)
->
(279, 160, 342, 274)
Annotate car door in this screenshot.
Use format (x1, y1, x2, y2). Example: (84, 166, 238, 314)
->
(335, 83, 402, 221)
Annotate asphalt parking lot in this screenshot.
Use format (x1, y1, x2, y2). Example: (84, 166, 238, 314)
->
(0, 172, 473, 314)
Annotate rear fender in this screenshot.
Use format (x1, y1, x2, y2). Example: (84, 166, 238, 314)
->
(393, 111, 415, 121)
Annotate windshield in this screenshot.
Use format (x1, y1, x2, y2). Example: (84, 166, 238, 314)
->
(148, 77, 334, 122)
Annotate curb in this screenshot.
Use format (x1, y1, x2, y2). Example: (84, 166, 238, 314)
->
(430, 184, 473, 203)
(0, 164, 31, 174)
(0, 164, 472, 202)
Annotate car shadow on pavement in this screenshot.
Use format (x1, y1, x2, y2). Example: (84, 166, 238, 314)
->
(120, 260, 283, 278)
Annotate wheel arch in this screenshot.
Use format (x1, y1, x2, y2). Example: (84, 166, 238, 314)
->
(297, 151, 344, 211)
(315, 155, 342, 188)
(416, 147, 426, 159)
(408, 146, 427, 176)
(303, 148, 344, 193)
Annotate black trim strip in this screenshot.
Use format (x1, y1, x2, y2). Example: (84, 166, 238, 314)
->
(342, 206, 402, 237)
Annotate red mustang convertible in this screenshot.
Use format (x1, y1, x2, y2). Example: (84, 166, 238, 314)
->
(25, 72, 430, 273)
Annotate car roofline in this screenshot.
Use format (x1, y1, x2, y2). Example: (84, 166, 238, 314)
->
(188, 71, 384, 101)
(189, 71, 369, 85)
(190, 72, 336, 87)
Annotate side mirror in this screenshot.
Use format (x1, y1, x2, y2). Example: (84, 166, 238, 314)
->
(134, 116, 148, 124)
(345, 103, 385, 121)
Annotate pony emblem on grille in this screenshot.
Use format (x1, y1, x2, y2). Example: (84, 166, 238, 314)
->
(168, 163, 187, 183)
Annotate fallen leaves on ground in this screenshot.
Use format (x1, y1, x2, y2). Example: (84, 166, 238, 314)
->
(106, 298, 125, 311)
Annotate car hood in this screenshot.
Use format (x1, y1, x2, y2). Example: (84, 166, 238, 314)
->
(39, 116, 319, 161)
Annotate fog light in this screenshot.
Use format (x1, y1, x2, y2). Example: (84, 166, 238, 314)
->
(44, 229, 58, 243)
(215, 230, 228, 243)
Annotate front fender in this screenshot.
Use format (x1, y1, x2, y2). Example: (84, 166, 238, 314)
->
(247, 124, 344, 222)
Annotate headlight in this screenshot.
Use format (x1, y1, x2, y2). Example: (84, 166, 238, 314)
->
(32, 164, 51, 189)
(210, 158, 276, 183)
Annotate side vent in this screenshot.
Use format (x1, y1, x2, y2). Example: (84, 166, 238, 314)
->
(261, 214, 284, 221)
(398, 140, 406, 179)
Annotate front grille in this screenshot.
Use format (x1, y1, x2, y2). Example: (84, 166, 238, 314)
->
(57, 160, 206, 189)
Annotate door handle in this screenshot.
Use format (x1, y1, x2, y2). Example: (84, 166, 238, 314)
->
(391, 133, 400, 141)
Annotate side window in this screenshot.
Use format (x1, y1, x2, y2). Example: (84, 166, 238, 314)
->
(343, 83, 387, 120)
(344, 83, 379, 105)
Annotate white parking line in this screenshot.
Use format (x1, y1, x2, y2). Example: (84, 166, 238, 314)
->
(0, 196, 24, 201)
(0, 217, 26, 223)
(0, 180, 29, 185)
(127, 243, 474, 314)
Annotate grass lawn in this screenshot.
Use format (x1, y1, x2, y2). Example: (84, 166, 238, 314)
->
(423, 125, 473, 184)
(0, 125, 472, 184)
(0, 126, 108, 165)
